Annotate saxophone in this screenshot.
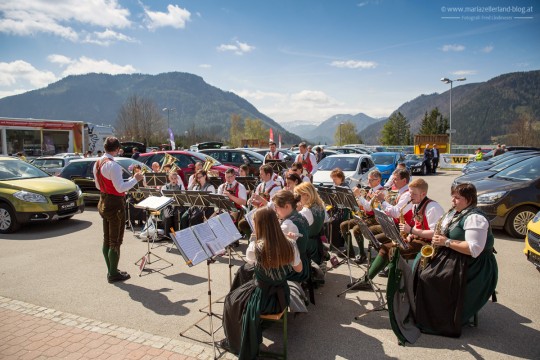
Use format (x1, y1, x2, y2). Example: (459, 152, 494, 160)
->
(419, 215, 443, 270)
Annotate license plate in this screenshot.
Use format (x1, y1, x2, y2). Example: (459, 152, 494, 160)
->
(527, 251, 540, 267)
(59, 201, 76, 210)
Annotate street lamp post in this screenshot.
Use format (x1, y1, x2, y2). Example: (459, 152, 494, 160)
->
(440, 77, 466, 153)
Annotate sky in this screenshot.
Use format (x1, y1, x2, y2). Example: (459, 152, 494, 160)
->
(1, 0, 538, 125)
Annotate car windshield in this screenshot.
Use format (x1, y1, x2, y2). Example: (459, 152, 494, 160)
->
(371, 154, 395, 165)
(316, 156, 359, 171)
(32, 159, 64, 169)
(405, 154, 421, 161)
(0, 159, 50, 180)
(493, 156, 540, 181)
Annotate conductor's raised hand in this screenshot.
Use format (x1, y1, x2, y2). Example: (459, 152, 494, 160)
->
(134, 172, 144, 182)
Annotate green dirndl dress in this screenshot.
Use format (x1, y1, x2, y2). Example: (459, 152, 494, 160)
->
(306, 205, 326, 265)
(285, 210, 310, 283)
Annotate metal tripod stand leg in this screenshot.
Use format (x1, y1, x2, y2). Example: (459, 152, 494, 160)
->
(134, 209, 173, 276)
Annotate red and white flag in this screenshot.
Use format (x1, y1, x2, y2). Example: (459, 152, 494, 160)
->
(269, 128, 274, 142)
(278, 134, 282, 148)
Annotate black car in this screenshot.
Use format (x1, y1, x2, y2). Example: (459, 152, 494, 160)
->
(403, 154, 428, 175)
(58, 157, 151, 203)
(199, 149, 265, 176)
(475, 156, 540, 238)
(454, 153, 539, 185)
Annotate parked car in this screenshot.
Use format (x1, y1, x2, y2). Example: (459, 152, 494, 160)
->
(454, 153, 539, 185)
(58, 157, 151, 203)
(199, 149, 264, 176)
(483, 146, 540, 161)
(0, 156, 84, 233)
(403, 154, 428, 175)
(137, 150, 235, 186)
(475, 156, 540, 238)
(461, 150, 536, 174)
(120, 141, 146, 158)
(370, 152, 405, 184)
(29, 154, 82, 176)
(189, 141, 224, 152)
(312, 154, 376, 189)
(326, 146, 370, 155)
(523, 210, 540, 272)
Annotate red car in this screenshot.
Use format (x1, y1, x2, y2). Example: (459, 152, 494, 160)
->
(137, 151, 236, 187)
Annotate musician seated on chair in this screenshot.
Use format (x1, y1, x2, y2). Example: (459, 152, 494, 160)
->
(353, 178, 444, 290)
(217, 168, 247, 222)
(151, 162, 160, 172)
(187, 161, 203, 190)
(221, 207, 302, 359)
(339, 169, 385, 264)
(161, 172, 185, 239)
(327, 168, 350, 252)
(284, 172, 302, 192)
(385, 162, 410, 190)
(180, 169, 216, 228)
(412, 183, 498, 337)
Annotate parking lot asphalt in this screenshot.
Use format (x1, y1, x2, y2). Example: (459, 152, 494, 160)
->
(0, 171, 539, 360)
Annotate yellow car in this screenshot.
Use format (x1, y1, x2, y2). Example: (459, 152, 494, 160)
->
(0, 156, 84, 233)
(523, 210, 540, 272)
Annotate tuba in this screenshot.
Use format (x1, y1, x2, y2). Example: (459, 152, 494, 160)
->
(160, 153, 180, 173)
(419, 215, 443, 270)
(202, 156, 218, 177)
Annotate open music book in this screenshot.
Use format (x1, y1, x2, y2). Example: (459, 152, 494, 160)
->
(134, 195, 174, 211)
(171, 216, 242, 267)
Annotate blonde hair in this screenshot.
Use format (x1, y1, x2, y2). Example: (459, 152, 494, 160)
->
(254, 207, 295, 269)
(409, 178, 428, 192)
(294, 182, 324, 208)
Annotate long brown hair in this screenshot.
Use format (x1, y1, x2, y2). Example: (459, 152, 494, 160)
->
(254, 207, 295, 269)
(294, 182, 324, 208)
(272, 189, 300, 209)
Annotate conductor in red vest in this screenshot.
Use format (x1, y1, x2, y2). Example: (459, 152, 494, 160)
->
(93, 137, 144, 283)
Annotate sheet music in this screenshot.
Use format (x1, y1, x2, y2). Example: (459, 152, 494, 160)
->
(172, 228, 209, 266)
(245, 208, 257, 232)
(134, 196, 173, 211)
(374, 209, 409, 249)
(192, 222, 223, 256)
(217, 212, 242, 242)
(207, 216, 235, 248)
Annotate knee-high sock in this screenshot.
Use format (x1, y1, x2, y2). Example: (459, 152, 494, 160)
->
(102, 245, 110, 274)
(368, 255, 388, 280)
(108, 248, 120, 276)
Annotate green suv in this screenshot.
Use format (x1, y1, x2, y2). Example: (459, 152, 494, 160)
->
(0, 156, 84, 233)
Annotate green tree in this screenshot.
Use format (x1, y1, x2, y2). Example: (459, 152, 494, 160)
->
(229, 114, 243, 147)
(419, 108, 448, 135)
(334, 121, 363, 145)
(380, 112, 411, 145)
(244, 118, 268, 140)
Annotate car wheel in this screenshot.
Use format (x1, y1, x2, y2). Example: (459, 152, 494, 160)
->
(0, 203, 20, 234)
(504, 205, 537, 238)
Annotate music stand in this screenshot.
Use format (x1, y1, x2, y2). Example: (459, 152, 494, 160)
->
(208, 176, 223, 189)
(236, 176, 259, 192)
(337, 218, 386, 314)
(144, 173, 168, 188)
(134, 196, 174, 276)
(265, 159, 287, 174)
(374, 209, 409, 250)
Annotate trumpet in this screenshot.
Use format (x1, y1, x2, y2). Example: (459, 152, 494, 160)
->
(385, 190, 399, 206)
(419, 215, 443, 270)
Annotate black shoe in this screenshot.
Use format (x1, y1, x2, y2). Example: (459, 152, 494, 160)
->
(353, 255, 367, 265)
(379, 268, 389, 278)
(219, 339, 232, 352)
(108, 272, 131, 283)
(233, 240, 240, 248)
(347, 277, 371, 291)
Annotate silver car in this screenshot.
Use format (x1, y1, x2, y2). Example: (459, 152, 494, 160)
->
(312, 154, 376, 189)
(30, 155, 82, 176)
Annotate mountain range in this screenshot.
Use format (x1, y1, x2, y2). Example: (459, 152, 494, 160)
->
(0, 72, 302, 144)
(0, 70, 538, 146)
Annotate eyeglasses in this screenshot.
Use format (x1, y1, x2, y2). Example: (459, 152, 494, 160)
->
(196, 176, 204, 179)
(368, 178, 377, 182)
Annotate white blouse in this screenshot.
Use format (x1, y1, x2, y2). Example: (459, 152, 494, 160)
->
(245, 240, 301, 266)
(462, 214, 489, 258)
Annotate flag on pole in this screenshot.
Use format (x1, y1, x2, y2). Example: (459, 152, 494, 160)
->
(269, 128, 274, 142)
(168, 128, 175, 150)
(278, 133, 282, 148)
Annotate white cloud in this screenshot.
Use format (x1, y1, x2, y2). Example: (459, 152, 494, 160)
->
(0, 0, 131, 41)
(330, 60, 377, 69)
(442, 44, 465, 52)
(231, 89, 284, 101)
(452, 70, 477, 76)
(0, 60, 57, 87)
(49, 56, 137, 76)
(217, 40, 255, 55)
(199, 64, 212, 69)
(291, 90, 339, 105)
(481, 45, 494, 53)
(144, 4, 191, 30)
(83, 29, 136, 46)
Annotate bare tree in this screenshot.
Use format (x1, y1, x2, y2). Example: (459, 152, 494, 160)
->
(507, 113, 540, 146)
(115, 95, 166, 145)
